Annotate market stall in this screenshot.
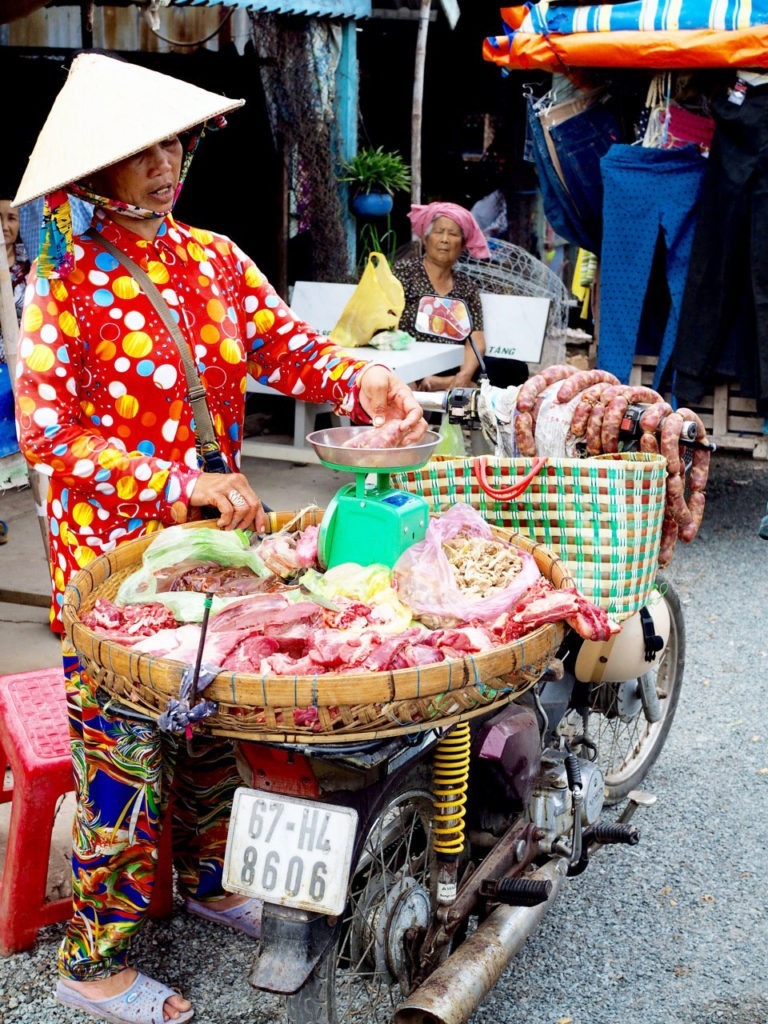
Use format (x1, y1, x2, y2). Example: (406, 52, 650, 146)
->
(482, 0, 768, 457)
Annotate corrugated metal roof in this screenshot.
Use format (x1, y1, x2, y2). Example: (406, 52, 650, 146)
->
(171, 0, 371, 16)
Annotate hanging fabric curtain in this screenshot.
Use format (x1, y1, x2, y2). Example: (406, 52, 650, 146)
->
(484, 0, 768, 71)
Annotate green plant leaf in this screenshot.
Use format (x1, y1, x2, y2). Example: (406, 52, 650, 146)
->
(338, 146, 411, 195)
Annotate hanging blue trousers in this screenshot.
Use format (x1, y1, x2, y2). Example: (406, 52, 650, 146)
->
(597, 144, 707, 388)
(525, 94, 602, 254)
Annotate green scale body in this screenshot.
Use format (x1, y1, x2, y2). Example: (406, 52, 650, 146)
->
(317, 468, 430, 570)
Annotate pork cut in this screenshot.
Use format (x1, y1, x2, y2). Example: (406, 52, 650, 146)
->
(342, 420, 407, 449)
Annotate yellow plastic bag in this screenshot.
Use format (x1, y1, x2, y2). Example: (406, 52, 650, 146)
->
(329, 252, 405, 347)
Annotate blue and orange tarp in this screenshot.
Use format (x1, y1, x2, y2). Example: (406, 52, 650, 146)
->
(483, 0, 768, 71)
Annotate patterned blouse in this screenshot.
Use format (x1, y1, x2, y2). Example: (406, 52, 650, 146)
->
(16, 213, 370, 630)
(393, 256, 484, 343)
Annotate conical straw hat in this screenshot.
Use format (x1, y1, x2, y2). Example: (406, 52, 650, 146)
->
(14, 52, 245, 206)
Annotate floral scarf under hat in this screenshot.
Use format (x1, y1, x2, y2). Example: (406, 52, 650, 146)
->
(37, 121, 219, 278)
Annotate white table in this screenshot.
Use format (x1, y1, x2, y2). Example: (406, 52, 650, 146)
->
(241, 340, 463, 463)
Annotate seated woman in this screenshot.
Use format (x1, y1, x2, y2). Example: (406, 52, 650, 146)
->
(393, 201, 528, 392)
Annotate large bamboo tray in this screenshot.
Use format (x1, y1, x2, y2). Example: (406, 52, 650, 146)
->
(62, 511, 573, 744)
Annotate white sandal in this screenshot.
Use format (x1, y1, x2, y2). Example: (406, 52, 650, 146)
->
(184, 896, 262, 939)
(55, 972, 194, 1024)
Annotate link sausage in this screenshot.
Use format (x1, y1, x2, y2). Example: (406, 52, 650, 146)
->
(585, 403, 606, 456)
(601, 393, 630, 454)
(658, 508, 678, 567)
(569, 382, 614, 438)
(555, 368, 620, 405)
(514, 409, 537, 456)
(516, 365, 576, 413)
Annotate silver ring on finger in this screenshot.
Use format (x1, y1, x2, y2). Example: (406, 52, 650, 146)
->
(228, 488, 247, 508)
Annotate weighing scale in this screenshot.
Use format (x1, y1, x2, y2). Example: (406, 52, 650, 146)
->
(306, 426, 441, 570)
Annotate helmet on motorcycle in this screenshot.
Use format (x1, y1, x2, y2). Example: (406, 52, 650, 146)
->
(574, 590, 671, 684)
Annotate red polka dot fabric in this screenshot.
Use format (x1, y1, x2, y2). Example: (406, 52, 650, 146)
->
(16, 213, 368, 630)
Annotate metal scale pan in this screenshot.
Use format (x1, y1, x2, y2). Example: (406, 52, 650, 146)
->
(306, 426, 441, 569)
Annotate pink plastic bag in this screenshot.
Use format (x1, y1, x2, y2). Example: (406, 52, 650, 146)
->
(392, 504, 541, 628)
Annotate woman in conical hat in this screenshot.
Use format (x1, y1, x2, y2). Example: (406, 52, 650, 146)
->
(14, 52, 426, 1024)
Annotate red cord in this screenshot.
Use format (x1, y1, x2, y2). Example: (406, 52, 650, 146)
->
(472, 456, 548, 501)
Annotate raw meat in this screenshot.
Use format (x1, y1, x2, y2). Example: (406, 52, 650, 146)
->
(509, 584, 620, 642)
(342, 420, 407, 449)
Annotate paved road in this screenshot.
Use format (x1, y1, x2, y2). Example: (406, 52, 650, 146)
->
(473, 451, 768, 1024)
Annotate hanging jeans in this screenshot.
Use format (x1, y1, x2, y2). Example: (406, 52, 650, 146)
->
(546, 96, 623, 254)
(597, 144, 707, 388)
(525, 92, 618, 254)
(672, 83, 768, 415)
(528, 93, 606, 253)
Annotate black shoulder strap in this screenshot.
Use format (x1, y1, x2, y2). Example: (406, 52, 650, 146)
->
(89, 232, 220, 451)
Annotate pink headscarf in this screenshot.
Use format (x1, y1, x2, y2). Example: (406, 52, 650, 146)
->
(408, 202, 491, 259)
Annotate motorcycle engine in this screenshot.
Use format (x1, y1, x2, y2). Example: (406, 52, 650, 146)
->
(527, 749, 605, 838)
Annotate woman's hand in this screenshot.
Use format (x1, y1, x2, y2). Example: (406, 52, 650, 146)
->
(418, 372, 476, 392)
(358, 365, 428, 445)
(419, 373, 454, 393)
(189, 472, 268, 533)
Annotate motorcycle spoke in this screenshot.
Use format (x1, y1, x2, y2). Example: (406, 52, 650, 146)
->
(287, 781, 435, 1024)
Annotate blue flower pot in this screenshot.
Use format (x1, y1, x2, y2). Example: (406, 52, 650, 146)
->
(352, 192, 394, 218)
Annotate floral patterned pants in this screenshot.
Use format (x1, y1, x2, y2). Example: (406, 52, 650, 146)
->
(57, 646, 242, 981)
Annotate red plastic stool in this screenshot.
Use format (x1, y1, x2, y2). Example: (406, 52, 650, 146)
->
(0, 668, 174, 955)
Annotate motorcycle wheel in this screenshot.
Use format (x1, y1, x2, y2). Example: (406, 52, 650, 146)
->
(285, 768, 436, 1024)
(563, 577, 685, 805)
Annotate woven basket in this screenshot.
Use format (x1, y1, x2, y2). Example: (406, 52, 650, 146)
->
(62, 512, 572, 744)
(392, 453, 667, 621)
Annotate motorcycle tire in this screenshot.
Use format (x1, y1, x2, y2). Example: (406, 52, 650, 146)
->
(562, 576, 685, 805)
(285, 766, 437, 1024)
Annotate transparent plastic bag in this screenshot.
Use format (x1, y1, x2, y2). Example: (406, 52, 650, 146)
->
(115, 525, 269, 620)
(300, 563, 413, 633)
(434, 416, 467, 457)
(392, 503, 540, 628)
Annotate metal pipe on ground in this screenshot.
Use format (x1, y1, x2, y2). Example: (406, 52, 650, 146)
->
(395, 858, 567, 1024)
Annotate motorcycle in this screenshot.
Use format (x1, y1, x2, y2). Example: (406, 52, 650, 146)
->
(220, 352, 693, 1024)
(225, 579, 683, 1024)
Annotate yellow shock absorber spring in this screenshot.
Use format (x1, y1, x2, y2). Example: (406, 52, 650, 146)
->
(432, 722, 471, 856)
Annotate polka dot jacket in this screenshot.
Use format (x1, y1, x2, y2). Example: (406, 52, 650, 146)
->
(15, 213, 370, 630)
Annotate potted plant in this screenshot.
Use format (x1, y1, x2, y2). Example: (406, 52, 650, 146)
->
(338, 146, 411, 218)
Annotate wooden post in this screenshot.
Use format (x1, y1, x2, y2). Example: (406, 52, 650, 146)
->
(0, 239, 50, 565)
(410, 0, 432, 213)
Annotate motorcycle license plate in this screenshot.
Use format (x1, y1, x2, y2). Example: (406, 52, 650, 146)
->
(224, 787, 358, 916)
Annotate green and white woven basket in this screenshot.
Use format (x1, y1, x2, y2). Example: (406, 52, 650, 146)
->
(393, 452, 667, 621)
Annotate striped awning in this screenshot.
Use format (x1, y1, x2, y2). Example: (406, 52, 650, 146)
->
(521, 0, 768, 34)
(484, 0, 768, 70)
(171, 0, 371, 16)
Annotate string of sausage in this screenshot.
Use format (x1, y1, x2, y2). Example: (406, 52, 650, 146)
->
(514, 364, 578, 456)
(511, 366, 712, 566)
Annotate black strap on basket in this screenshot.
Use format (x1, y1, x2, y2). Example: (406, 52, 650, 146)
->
(88, 232, 232, 517)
